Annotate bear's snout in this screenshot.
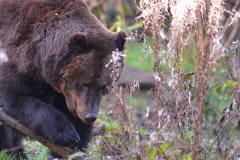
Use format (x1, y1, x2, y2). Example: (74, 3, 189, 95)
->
(85, 112, 97, 123)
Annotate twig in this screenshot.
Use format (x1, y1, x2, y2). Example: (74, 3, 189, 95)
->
(0, 108, 77, 159)
(204, 108, 240, 159)
(224, 0, 240, 47)
(102, 138, 121, 160)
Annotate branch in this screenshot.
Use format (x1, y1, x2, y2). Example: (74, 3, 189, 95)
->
(0, 108, 78, 159)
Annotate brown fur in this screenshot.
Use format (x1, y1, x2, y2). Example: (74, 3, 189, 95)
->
(0, 0, 126, 159)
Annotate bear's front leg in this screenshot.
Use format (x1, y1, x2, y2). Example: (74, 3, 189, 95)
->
(0, 63, 81, 150)
(2, 96, 80, 147)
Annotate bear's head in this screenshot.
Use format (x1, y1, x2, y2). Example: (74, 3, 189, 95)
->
(0, 0, 126, 123)
(56, 31, 126, 124)
(40, 0, 126, 124)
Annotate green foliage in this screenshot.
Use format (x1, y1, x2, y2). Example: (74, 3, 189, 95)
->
(125, 39, 154, 71)
(109, 16, 143, 31)
(125, 37, 198, 73)
(97, 110, 118, 132)
(0, 140, 48, 160)
(148, 149, 158, 160)
(23, 139, 48, 160)
(159, 143, 169, 154)
(0, 151, 12, 160)
(206, 79, 239, 120)
(182, 154, 192, 160)
(182, 43, 198, 72)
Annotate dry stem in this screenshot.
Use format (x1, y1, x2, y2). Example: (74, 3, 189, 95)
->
(192, 5, 206, 160)
(192, 0, 213, 159)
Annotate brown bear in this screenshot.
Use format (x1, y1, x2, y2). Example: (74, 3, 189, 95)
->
(0, 0, 126, 159)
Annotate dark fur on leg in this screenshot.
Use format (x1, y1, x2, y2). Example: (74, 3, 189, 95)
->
(49, 94, 93, 158)
(0, 125, 28, 160)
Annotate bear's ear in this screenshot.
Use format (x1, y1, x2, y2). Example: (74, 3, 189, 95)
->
(68, 32, 89, 53)
(115, 31, 126, 51)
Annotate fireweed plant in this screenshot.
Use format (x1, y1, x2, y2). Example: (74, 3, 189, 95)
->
(136, 0, 240, 159)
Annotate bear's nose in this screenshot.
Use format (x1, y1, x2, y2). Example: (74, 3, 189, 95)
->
(85, 113, 97, 123)
(115, 31, 126, 51)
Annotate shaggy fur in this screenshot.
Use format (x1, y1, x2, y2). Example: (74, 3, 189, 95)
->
(0, 0, 126, 159)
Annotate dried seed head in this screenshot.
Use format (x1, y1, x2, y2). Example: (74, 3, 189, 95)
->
(105, 49, 126, 87)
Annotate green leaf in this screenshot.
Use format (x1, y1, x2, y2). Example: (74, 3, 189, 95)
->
(212, 83, 223, 92)
(148, 149, 158, 160)
(182, 154, 192, 160)
(221, 80, 230, 92)
(159, 143, 169, 154)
